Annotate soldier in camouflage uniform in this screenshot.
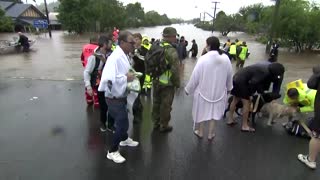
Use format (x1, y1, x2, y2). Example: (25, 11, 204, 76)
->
(152, 27, 181, 133)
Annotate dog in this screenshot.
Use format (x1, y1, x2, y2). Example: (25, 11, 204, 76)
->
(260, 101, 297, 126)
(224, 92, 281, 125)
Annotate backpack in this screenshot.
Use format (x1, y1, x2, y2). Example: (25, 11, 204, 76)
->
(145, 42, 171, 79)
(284, 118, 313, 138)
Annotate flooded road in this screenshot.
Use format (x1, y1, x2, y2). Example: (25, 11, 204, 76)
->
(0, 24, 320, 179)
(0, 24, 319, 84)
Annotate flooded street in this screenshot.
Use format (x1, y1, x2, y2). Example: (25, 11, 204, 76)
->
(0, 24, 318, 84)
(0, 24, 320, 179)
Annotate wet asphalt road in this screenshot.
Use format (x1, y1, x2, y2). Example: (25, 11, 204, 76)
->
(1, 25, 320, 179)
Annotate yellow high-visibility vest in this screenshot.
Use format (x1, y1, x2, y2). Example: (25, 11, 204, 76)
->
(158, 42, 172, 85)
(229, 44, 236, 55)
(239, 46, 248, 61)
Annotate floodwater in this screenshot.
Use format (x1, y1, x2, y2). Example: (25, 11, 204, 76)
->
(0, 24, 318, 85)
(1, 24, 320, 179)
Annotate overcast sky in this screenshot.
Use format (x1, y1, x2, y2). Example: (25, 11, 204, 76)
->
(30, 0, 320, 20)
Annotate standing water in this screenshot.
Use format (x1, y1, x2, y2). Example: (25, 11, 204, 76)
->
(0, 24, 318, 85)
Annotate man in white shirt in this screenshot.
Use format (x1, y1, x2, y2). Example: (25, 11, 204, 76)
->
(98, 31, 139, 164)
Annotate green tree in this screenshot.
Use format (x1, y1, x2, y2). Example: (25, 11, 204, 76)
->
(277, 0, 310, 52)
(304, 5, 320, 49)
(195, 0, 320, 52)
(0, 8, 13, 32)
(57, 0, 172, 32)
(57, 0, 91, 33)
(214, 11, 236, 36)
(238, 3, 265, 34)
(91, 0, 126, 32)
(144, 11, 162, 26)
(125, 2, 145, 27)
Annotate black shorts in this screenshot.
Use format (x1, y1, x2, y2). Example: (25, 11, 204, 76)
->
(231, 81, 251, 100)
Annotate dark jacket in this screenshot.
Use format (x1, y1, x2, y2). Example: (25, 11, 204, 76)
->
(133, 46, 148, 74)
(177, 41, 187, 60)
(234, 63, 284, 95)
(189, 42, 198, 57)
(18, 34, 29, 46)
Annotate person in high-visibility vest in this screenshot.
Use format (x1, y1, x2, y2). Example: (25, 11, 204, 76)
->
(131, 33, 151, 123)
(283, 81, 316, 135)
(283, 86, 316, 112)
(81, 36, 99, 67)
(152, 27, 180, 133)
(223, 38, 231, 48)
(236, 41, 248, 69)
(235, 38, 242, 46)
(141, 36, 152, 96)
(297, 66, 320, 169)
(228, 42, 237, 61)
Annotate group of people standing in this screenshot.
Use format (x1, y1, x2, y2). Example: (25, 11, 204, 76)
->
(80, 27, 320, 169)
(81, 27, 181, 163)
(221, 38, 249, 69)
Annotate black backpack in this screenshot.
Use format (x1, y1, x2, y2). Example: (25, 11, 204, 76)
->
(145, 42, 170, 79)
(284, 118, 313, 138)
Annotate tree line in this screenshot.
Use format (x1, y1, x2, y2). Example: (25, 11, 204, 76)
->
(0, 8, 13, 32)
(196, 0, 320, 52)
(57, 0, 175, 33)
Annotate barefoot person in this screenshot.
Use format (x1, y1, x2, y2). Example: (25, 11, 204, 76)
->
(185, 36, 233, 140)
(227, 63, 285, 132)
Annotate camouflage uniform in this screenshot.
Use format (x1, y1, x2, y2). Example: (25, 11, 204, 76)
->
(152, 27, 180, 131)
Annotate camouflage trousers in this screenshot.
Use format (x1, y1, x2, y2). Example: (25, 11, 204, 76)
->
(152, 84, 175, 128)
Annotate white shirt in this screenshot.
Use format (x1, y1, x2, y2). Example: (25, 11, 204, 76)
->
(83, 54, 104, 87)
(98, 46, 131, 98)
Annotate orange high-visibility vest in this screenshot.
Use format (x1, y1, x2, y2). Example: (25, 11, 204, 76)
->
(82, 44, 98, 67)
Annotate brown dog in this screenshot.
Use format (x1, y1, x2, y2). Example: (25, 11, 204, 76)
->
(260, 101, 297, 126)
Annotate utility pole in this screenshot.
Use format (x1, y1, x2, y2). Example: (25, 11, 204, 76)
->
(44, 0, 52, 38)
(212, 1, 220, 32)
(266, 0, 280, 53)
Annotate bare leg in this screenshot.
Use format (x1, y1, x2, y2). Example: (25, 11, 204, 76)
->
(309, 137, 320, 162)
(227, 97, 240, 124)
(241, 99, 255, 131)
(194, 122, 204, 138)
(208, 120, 216, 140)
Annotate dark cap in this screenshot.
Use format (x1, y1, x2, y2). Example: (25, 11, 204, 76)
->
(163, 27, 177, 36)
